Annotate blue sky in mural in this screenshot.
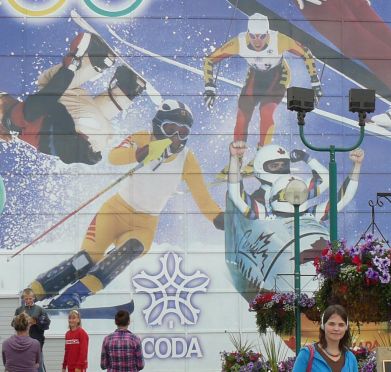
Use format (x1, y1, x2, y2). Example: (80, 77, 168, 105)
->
(0, 0, 390, 250)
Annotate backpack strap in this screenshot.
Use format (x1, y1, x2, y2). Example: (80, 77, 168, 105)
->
(306, 344, 315, 372)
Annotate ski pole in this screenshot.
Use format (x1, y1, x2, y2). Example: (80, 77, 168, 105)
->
(7, 162, 144, 261)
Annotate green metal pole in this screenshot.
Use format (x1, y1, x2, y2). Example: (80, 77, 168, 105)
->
(294, 204, 301, 355)
(329, 147, 338, 242)
(298, 123, 365, 244)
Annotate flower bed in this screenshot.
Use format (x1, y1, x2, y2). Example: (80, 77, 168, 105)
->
(221, 350, 265, 371)
(220, 347, 376, 371)
(313, 236, 391, 323)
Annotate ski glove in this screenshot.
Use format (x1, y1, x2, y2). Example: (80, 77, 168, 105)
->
(203, 82, 217, 109)
(290, 149, 310, 163)
(311, 76, 322, 103)
(143, 138, 172, 165)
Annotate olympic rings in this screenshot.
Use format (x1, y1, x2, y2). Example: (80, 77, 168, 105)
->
(7, 0, 144, 17)
(83, 0, 143, 17)
(7, 0, 66, 17)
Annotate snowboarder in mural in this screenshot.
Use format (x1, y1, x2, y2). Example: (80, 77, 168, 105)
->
(28, 100, 224, 309)
(203, 13, 322, 148)
(225, 141, 365, 297)
(0, 32, 146, 164)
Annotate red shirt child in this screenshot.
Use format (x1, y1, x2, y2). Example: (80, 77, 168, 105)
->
(62, 310, 89, 372)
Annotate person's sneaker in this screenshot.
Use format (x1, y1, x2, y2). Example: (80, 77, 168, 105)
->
(63, 32, 92, 72)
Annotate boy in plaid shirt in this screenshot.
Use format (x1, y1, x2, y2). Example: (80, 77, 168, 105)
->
(101, 310, 144, 372)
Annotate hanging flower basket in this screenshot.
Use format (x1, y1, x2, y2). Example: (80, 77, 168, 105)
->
(249, 292, 315, 335)
(312, 236, 391, 324)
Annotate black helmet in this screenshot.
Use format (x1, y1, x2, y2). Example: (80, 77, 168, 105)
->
(152, 100, 193, 137)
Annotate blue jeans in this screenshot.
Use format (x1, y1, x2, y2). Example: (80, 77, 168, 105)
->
(38, 351, 45, 372)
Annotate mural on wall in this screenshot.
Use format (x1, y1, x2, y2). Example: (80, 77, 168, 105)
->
(0, 0, 391, 370)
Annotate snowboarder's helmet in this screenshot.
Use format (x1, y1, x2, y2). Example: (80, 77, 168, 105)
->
(248, 13, 269, 35)
(270, 175, 307, 214)
(152, 100, 193, 148)
(253, 144, 290, 184)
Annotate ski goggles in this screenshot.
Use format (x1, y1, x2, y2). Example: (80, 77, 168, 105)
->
(248, 33, 268, 40)
(160, 121, 191, 140)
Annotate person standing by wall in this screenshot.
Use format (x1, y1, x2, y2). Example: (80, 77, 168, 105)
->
(101, 310, 144, 372)
(62, 310, 89, 372)
(2, 312, 41, 371)
(14, 287, 50, 372)
(293, 304, 358, 371)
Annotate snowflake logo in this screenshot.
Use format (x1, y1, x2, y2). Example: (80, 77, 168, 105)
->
(132, 252, 209, 326)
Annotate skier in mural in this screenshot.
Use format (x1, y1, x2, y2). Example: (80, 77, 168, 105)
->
(203, 12, 322, 148)
(293, 0, 391, 130)
(28, 99, 224, 309)
(225, 141, 364, 297)
(0, 32, 146, 164)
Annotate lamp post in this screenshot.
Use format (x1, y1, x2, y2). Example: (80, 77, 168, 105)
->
(285, 178, 308, 355)
(287, 87, 375, 243)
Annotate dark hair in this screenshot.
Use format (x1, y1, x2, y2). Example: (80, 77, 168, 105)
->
(13, 313, 30, 332)
(319, 304, 351, 350)
(115, 310, 130, 327)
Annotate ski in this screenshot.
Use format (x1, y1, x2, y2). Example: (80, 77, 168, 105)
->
(225, 0, 391, 103)
(45, 300, 134, 319)
(70, 10, 162, 106)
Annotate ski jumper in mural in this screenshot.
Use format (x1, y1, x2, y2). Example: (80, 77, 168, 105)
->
(294, 0, 391, 130)
(203, 13, 322, 147)
(29, 100, 224, 309)
(225, 141, 364, 297)
(0, 32, 146, 164)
